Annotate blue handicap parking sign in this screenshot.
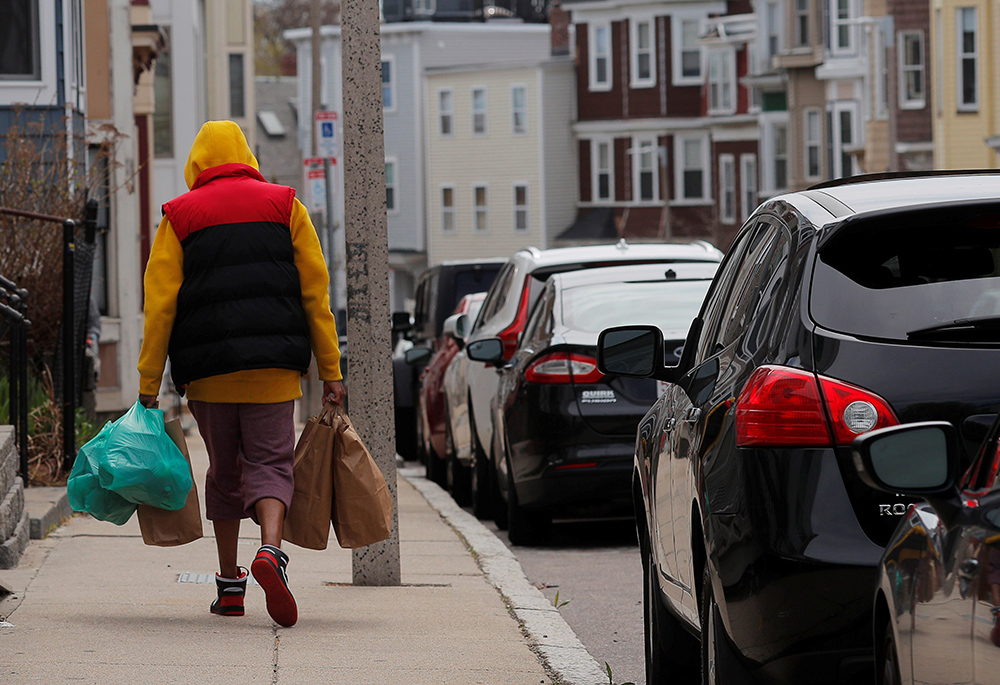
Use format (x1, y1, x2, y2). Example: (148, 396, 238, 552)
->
(322, 122, 334, 137)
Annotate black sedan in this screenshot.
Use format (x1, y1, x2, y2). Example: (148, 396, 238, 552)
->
(854, 419, 1000, 685)
(466, 262, 717, 545)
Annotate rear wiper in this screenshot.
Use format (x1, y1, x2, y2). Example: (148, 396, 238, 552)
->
(907, 315, 1000, 339)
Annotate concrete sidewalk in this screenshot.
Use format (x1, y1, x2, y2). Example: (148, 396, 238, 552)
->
(0, 427, 607, 684)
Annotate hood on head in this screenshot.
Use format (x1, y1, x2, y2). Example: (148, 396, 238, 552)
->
(184, 121, 259, 189)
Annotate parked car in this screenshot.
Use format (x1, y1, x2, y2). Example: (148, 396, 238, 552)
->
(852, 419, 1000, 685)
(466, 262, 717, 544)
(458, 240, 724, 521)
(413, 292, 487, 490)
(597, 171, 1000, 684)
(392, 259, 505, 460)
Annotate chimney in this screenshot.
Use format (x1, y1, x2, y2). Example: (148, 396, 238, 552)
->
(550, 1, 570, 57)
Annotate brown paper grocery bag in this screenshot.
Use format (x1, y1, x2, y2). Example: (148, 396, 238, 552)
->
(282, 403, 337, 550)
(331, 407, 393, 549)
(136, 419, 204, 546)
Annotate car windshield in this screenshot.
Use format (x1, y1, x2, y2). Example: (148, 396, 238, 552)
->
(560, 280, 712, 334)
(812, 210, 1000, 342)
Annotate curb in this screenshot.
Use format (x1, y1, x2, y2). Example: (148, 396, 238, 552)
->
(24, 487, 72, 540)
(402, 468, 607, 685)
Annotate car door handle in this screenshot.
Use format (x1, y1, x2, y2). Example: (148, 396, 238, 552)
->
(683, 408, 702, 423)
(664, 417, 677, 433)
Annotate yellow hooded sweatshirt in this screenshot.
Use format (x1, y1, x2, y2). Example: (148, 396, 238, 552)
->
(137, 121, 342, 403)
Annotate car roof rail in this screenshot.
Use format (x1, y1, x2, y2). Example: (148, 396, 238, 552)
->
(807, 168, 1000, 191)
(523, 246, 542, 257)
(690, 239, 718, 252)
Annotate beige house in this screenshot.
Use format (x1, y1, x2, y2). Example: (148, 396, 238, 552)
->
(931, 0, 999, 168)
(425, 59, 577, 264)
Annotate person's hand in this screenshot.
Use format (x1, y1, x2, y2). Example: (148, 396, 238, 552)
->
(138, 393, 159, 409)
(323, 380, 346, 406)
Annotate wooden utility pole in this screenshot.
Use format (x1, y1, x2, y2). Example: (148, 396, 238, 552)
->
(341, 0, 400, 585)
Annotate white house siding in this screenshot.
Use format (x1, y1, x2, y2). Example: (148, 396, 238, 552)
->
(381, 36, 423, 254)
(425, 65, 546, 264)
(540, 60, 579, 248)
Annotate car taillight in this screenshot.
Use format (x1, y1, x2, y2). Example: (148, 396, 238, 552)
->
(524, 353, 604, 384)
(736, 365, 898, 448)
(497, 277, 533, 360)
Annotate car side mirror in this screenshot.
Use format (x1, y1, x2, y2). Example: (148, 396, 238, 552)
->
(597, 326, 662, 378)
(852, 421, 964, 525)
(392, 311, 412, 334)
(466, 338, 504, 365)
(442, 313, 469, 349)
(404, 346, 432, 366)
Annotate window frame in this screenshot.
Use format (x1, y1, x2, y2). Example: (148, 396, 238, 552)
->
(831, 101, 858, 179)
(473, 183, 489, 233)
(764, 0, 781, 63)
(957, 7, 978, 112)
(719, 154, 736, 225)
(794, 0, 810, 47)
(589, 23, 613, 92)
(441, 185, 456, 233)
(228, 53, 246, 119)
(381, 55, 395, 112)
(513, 182, 529, 232)
(591, 138, 615, 202)
(831, 0, 857, 56)
(707, 48, 737, 116)
(672, 16, 704, 86)
(630, 18, 656, 88)
(803, 108, 822, 180)
(898, 30, 926, 110)
(385, 157, 398, 214)
(673, 132, 711, 205)
(740, 153, 758, 220)
(0, 0, 41, 81)
(631, 136, 659, 203)
(438, 88, 454, 136)
(511, 84, 528, 134)
(471, 86, 488, 136)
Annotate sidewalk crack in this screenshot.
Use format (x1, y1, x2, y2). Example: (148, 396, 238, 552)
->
(271, 626, 280, 683)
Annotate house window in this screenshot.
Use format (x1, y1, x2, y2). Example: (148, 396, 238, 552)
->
(153, 29, 174, 158)
(899, 31, 925, 109)
(229, 54, 245, 118)
(719, 154, 736, 224)
(385, 159, 397, 212)
(631, 19, 655, 87)
(766, 1, 781, 60)
(472, 87, 487, 135)
(674, 18, 703, 84)
(773, 123, 788, 190)
(512, 85, 527, 134)
(0, 0, 40, 79)
(675, 134, 709, 202)
(804, 108, 821, 179)
(590, 24, 612, 91)
(958, 7, 978, 111)
(439, 89, 453, 135)
(832, 0, 855, 53)
(474, 185, 489, 231)
(381, 57, 394, 111)
(740, 154, 758, 219)
(831, 102, 858, 178)
(441, 186, 455, 233)
(514, 184, 529, 231)
(707, 50, 736, 115)
(633, 137, 658, 202)
(794, 0, 809, 47)
(593, 140, 614, 201)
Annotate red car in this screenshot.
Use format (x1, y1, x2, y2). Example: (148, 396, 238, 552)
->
(415, 292, 487, 487)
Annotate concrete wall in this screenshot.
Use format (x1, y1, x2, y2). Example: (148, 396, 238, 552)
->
(0, 428, 29, 569)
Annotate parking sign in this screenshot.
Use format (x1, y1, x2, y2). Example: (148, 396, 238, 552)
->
(314, 111, 338, 159)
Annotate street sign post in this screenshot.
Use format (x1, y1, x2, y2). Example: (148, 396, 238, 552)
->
(302, 157, 327, 214)
(314, 111, 339, 159)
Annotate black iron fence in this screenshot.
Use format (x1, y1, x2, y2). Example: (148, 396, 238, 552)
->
(0, 203, 97, 478)
(0, 275, 29, 478)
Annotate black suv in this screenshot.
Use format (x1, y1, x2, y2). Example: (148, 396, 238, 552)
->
(393, 259, 505, 460)
(597, 171, 1000, 684)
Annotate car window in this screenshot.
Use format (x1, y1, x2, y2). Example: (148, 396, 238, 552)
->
(452, 266, 502, 311)
(965, 435, 1000, 493)
(694, 224, 756, 363)
(476, 263, 515, 328)
(812, 207, 1000, 341)
(717, 223, 784, 351)
(743, 223, 791, 356)
(560, 280, 712, 334)
(521, 282, 554, 351)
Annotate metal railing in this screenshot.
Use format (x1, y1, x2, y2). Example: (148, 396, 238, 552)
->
(0, 203, 97, 475)
(0, 275, 29, 479)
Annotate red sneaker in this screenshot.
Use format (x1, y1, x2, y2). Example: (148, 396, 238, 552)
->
(210, 567, 247, 617)
(251, 545, 297, 627)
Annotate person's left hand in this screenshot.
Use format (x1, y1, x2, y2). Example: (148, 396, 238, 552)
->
(138, 393, 159, 409)
(323, 380, 347, 406)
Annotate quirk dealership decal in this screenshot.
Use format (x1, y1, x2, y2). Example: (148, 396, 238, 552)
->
(581, 389, 617, 404)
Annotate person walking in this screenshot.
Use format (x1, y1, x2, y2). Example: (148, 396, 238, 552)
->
(137, 120, 346, 628)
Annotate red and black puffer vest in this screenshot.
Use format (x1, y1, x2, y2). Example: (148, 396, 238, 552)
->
(162, 163, 311, 389)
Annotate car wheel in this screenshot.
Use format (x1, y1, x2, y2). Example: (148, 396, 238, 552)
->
(506, 456, 550, 546)
(424, 442, 446, 486)
(700, 566, 750, 685)
(642, 540, 698, 684)
(880, 622, 901, 685)
(469, 409, 493, 520)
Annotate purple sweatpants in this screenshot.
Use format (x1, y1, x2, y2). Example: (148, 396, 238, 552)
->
(188, 400, 295, 522)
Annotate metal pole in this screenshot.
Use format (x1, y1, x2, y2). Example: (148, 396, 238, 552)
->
(17, 323, 28, 479)
(62, 219, 77, 470)
(342, 0, 400, 586)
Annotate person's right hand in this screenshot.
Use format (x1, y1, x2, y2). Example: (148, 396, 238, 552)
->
(138, 394, 159, 409)
(323, 380, 347, 406)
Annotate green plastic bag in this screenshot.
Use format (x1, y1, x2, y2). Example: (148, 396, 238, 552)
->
(68, 402, 193, 524)
(68, 420, 137, 525)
